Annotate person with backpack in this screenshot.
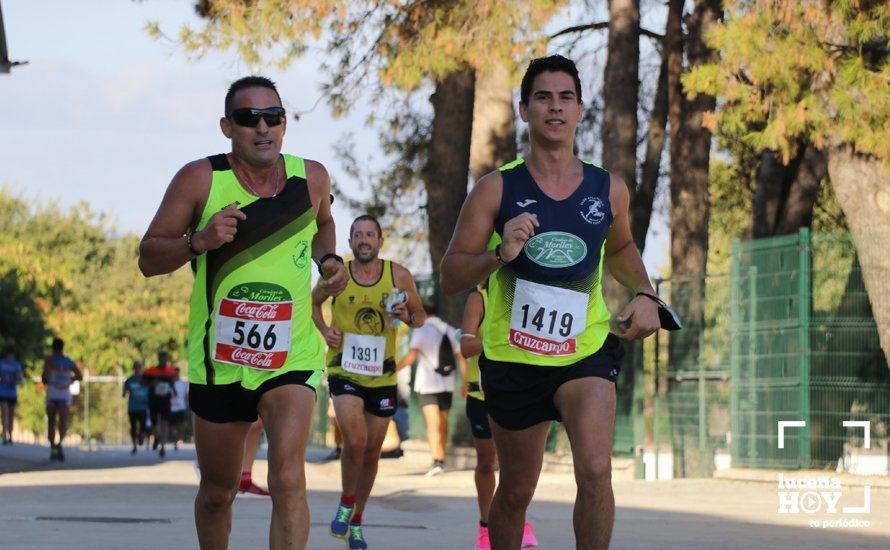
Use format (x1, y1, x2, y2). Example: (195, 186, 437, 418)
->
(397, 301, 465, 476)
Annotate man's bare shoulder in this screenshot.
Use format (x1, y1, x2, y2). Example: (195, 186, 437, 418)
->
(391, 261, 415, 284)
(608, 172, 629, 215)
(465, 169, 504, 211)
(170, 158, 212, 194)
(304, 159, 330, 186)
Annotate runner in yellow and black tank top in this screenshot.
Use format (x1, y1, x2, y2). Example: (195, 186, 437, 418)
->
(312, 214, 426, 545)
(325, 260, 400, 389)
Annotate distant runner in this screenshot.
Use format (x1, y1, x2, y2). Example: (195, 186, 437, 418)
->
(42, 338, 83, 461)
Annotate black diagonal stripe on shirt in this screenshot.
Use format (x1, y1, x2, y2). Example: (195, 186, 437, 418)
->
(201, 175, 313, 384)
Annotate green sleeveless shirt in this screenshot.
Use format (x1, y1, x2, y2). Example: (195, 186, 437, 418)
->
(187, 153, 324, 390)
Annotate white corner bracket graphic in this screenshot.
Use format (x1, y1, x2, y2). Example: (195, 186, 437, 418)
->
(843, 486, 871, 514)
(778, 421, 807, 449)
(842, 421, 871, 449)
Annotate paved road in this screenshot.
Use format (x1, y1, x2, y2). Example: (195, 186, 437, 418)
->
(1, 443, 888, 549)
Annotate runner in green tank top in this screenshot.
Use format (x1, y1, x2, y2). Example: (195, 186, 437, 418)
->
(441, 56, 661, 550)
(138, 76, 348, 550)
(312, 214, 425, 548)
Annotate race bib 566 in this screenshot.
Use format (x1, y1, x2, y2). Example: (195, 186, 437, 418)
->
(214, 298, 293, 370)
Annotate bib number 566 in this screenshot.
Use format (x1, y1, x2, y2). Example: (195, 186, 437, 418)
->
(232, 321, 277, 350)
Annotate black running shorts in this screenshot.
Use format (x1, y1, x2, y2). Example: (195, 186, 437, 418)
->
(328, 376, 398, 418)
(465, 395, 492, 440)
(189, 370, 317, 423)
(479, 333, 624, 431)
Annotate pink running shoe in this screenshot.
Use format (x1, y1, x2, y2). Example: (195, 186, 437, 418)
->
(521, 522, 538, 548)
(237, 481, 271, 498)
(474, 525, 491, 550)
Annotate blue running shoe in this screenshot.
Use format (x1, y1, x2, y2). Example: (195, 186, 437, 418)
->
(348, 523, 368, 549)
(330, 503, 355, 538)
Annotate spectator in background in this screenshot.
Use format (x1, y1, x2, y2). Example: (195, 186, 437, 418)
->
(397, 301, 466, 476)
(0, 346, 24, 445)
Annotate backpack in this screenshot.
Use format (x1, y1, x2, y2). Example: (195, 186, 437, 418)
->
(434, 326, 456, 376)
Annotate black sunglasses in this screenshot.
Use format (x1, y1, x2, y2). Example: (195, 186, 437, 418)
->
(228, 107, 286, 128)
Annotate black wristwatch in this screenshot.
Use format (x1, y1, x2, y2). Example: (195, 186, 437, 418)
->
(316, 253, 344, 275)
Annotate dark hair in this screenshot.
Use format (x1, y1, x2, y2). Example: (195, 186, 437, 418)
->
(52, 338, 64, 352)
(3, 345, 14, 357)
(349, 215, 383, 238)
(224, 76, 282, 116)
(520, 55, 582, 105)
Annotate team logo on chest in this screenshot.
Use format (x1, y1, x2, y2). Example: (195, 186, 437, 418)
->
(580, 196, 606, 225)
(354, 307, 385, 334)
(524, 231, 588, 268)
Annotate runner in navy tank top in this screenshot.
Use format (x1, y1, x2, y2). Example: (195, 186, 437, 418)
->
(441, 55, 661, 550)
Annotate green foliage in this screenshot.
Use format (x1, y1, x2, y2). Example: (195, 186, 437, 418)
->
(151, 0, 564, 113)
(684, 0, 890, 163)
(0, 188, 192, 441)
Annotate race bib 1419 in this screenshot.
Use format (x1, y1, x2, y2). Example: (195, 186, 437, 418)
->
(508, 279, 588, 356)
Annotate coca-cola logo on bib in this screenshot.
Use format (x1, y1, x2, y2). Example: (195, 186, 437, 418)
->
(231, 348, 275, 368)
(235, 302, 281, 321)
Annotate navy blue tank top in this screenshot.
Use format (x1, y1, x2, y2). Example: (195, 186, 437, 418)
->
(494, 159, 613, 285)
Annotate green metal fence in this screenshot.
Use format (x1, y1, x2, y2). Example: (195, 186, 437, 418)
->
(653, 229, 890, 477)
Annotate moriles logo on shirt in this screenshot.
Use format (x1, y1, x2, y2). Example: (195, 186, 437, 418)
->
(524, 231, 587, 268)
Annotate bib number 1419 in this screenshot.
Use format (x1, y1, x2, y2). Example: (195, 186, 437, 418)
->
(509, 280, 588, 356)
(520, 304, 573, 338)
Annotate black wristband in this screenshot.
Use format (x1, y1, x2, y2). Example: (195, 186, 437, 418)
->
(316, 253, 344, 275)
(186, 232, 203, 256)
(494, 244, 509, 266)
(636, 292, 662, 305)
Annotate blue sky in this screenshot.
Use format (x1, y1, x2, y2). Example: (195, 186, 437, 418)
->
(0, 0, 378, 249)
(1, 0, 668, 276)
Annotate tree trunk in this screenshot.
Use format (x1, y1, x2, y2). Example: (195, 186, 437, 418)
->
(669, 0, 719, 281)
(601, 0, 640, 197)
(827, 145, 890, 371)
(425, 68, 476, 326)
(632, 41, 668, 252)
(748, 149, 792, 238)
(470, 64, 517, 182)
(774, 144, 827, 234)
(748, 143, 827, 238)
(667, 0, 719, 478)
(601, 0, 642, 318)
